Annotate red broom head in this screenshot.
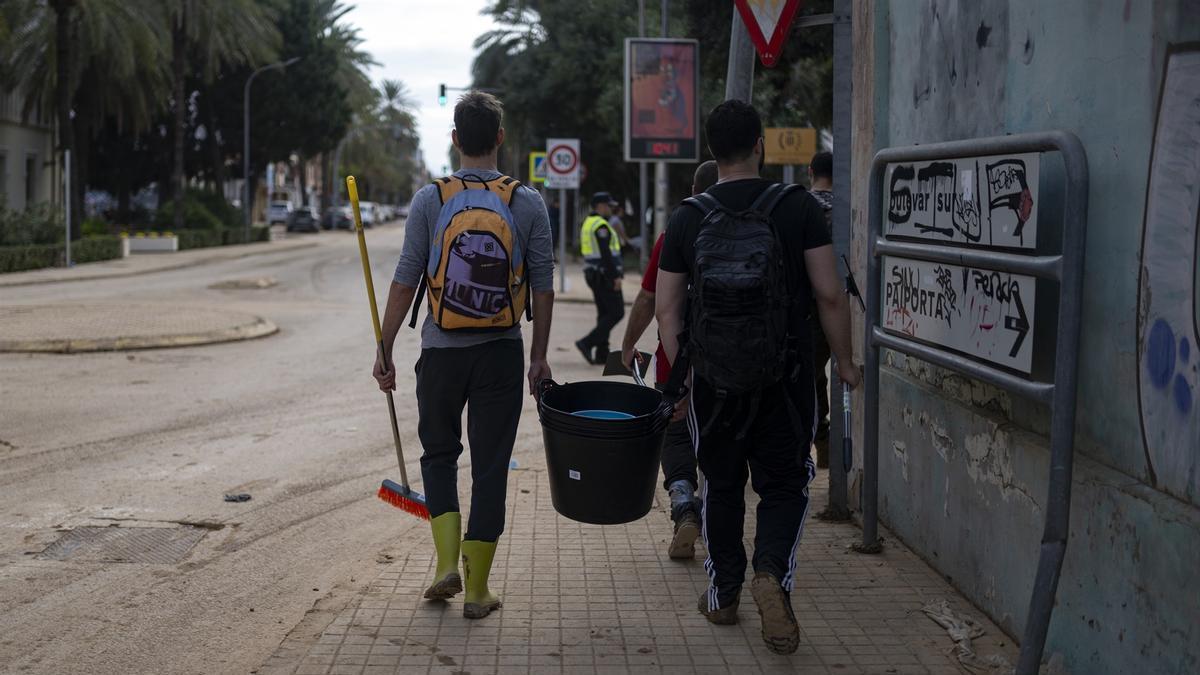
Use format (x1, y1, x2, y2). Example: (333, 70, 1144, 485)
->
(378, 480, 430, 520)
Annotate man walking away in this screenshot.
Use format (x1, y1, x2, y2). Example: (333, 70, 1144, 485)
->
(373, 91, 555, 620)
(620, 160, 718, 560)
(656, 101, 859, 654)
(576, 192, 624, 365)
(807, 151, 834, 467)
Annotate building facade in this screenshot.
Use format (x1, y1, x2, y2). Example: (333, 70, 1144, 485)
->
(0, 88, 57, 212)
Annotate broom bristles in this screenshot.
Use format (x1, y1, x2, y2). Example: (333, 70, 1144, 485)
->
(377, 480, 430, 519)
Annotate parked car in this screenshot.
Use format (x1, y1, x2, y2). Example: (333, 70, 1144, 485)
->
(267, 200, 294, 225)
(396, 203, 410, 219)
(286, 208, 320, 233)
(359, 201, 378, 227)
(323, 205, 355, 230)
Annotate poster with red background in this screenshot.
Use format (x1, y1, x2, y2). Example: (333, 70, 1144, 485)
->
(625, 38, 699, 162)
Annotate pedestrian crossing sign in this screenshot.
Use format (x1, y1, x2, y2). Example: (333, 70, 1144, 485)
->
(529, 151, 548, 184)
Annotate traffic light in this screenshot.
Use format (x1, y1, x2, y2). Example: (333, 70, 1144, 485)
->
(438, 84, 447, 106)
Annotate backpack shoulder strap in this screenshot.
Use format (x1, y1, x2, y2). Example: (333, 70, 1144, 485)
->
(750, 183, 800, 217)
(485, 175, 520, 206)
(434, 176, 465, 205)
(681, 192, 723, 219)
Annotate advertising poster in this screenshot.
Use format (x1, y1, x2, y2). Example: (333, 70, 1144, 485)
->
(625, 38, 700, 162)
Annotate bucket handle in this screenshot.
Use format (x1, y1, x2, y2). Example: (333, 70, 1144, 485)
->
(536, 378, 557, 402)
(630, 357, 648, 388)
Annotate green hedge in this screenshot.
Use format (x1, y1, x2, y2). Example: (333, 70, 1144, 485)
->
(0, 235, 125, 273)
(177, 226, 269, 250)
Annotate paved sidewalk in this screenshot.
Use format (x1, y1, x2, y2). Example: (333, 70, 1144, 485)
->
(554, 260, 644, 306)
(0, 303, 276, 352)
(261, 468, 1018, 674)
(0, 234, 317, 288)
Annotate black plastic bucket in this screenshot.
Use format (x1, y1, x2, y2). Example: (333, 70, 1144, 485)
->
(537, 379, 672, 524)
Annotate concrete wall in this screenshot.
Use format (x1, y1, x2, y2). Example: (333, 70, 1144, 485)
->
(852, 1, 1200, 672)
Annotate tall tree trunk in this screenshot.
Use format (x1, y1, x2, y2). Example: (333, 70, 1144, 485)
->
(203, 84, 227, 191)
(172, 13, 186, 231)
(51, 0, 77, 239)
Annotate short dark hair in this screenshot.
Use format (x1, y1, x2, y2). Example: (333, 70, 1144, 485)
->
(692, 160, 719, 194)
(705, 100, 762, 163)
(810, 151, 833, 180)
(454, 91, 503, 157)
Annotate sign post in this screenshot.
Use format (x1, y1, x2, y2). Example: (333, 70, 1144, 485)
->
(547, 138, 581, 292)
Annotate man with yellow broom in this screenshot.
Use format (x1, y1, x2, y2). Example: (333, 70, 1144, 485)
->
(371, 91, 556, 619)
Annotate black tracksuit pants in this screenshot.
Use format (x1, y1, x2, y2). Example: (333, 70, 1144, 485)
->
(581, 268, 625, 356)
(415, 339, 524, 542)
(689, 375, 817, 611)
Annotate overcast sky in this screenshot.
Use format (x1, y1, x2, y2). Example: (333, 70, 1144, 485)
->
(347, 0, 495, 172)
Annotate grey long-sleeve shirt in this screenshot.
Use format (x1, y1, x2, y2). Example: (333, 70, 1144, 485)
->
(393, 169, 555, 349)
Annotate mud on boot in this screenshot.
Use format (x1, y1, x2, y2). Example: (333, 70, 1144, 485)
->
(424, 512, 463, 601)
(697, 590, 739, 625)
(750, 572, 800, 654)
(668, 504, 701, 560)
(461, 540, 502, 619)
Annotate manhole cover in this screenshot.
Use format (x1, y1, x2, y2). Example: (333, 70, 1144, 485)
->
(38, 526, 208, 564)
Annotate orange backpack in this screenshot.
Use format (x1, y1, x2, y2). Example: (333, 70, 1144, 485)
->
(409, 174, 530, 331)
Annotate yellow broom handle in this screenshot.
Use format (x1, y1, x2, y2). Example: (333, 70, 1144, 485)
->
(347, 176, 384, 343)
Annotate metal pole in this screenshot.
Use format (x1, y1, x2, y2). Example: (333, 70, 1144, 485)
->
(638, 0, 648, 272)
(558, 188, 567, 292)
(653, 0, 669, 242)
(782, 164, 795, 184)
(725, 8, 756, 102)
(64, 149, 71, 267)
(244, 57, 300, 239)
(826, 0, 853, 518)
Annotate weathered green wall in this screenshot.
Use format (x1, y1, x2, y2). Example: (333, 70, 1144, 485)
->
(861, 0, 1200, 671)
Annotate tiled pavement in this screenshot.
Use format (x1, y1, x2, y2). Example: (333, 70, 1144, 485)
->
(261, 459, 1018, 675)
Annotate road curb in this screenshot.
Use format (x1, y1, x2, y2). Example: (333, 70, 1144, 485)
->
(0, 241, 320, 288)
(0, 316, 278, 354)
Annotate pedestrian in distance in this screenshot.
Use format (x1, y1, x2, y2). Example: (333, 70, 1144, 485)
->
(608, 201, 633, 249)
(807, 150, 835, 468)
(372, 91, 556, 620)
(575, 192, 625, 365)
(620, 159, 718, 560)
(656, 100, 860, 655)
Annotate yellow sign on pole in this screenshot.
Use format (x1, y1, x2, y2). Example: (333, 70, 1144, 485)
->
(528, 151, 547, 184)
(764, 127, 817, 165)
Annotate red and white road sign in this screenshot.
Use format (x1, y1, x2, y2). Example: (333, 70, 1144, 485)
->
(546, 138, 581, 189)
(734, 0, 803, 68)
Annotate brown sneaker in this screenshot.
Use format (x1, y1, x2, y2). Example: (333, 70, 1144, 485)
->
(697, 590, 739, 625)
(750, 573, 800, 654)
(668, 511, 701, 559)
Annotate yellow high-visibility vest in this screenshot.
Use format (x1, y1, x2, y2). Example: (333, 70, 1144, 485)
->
(580, 215, 621, 259)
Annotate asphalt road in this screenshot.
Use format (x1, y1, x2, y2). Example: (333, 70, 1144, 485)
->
(0, 224, 633, 674)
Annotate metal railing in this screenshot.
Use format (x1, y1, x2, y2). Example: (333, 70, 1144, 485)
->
(862, 131, 1088, 674)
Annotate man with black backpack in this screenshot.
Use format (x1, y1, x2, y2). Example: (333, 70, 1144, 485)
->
(372, 91, 555, 620)
(655, 100, 859, 655)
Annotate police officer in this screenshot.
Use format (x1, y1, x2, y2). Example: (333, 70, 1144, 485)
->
(575, 192, 624, 365)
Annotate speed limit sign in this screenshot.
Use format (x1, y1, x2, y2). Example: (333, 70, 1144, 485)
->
(545, 138, 580, 189)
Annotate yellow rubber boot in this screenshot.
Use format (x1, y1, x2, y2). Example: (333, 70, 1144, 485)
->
(423, 512, 462, 600)
(461, 539, 501, 619)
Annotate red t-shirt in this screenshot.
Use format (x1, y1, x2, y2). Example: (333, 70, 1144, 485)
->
(643, 234, 672, 384)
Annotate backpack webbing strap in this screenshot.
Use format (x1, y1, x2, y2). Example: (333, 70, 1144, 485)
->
(409, 277, 427, 328)
(749, 182, 799, 217)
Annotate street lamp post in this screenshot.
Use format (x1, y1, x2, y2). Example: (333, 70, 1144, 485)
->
(243, 57, 300, 238)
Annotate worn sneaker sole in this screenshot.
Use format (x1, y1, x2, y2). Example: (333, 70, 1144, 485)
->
(668, 520, 700, 559)
(697, 592, 739, 625)
(463, 599, 502, 619)
(423, 573, 462, 601)
(750, 575, 800, 654)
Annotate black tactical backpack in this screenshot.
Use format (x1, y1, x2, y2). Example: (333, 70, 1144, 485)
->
(682, 184, 798, 407)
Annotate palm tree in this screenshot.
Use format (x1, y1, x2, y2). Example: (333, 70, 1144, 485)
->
(163, 0, 279, 230)
(0, 0, 169, 237)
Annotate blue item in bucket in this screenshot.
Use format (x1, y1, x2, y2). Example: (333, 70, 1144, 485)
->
(572, 409, 635, 420)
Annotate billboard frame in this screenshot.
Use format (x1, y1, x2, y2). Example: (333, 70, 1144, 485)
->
(624, 37, 701, 163)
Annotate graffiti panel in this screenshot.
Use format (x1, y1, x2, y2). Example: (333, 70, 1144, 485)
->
(1137, 48, 1200, 503)
(882, 256, 1035, 373)
(885, 153, 1039, 249)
